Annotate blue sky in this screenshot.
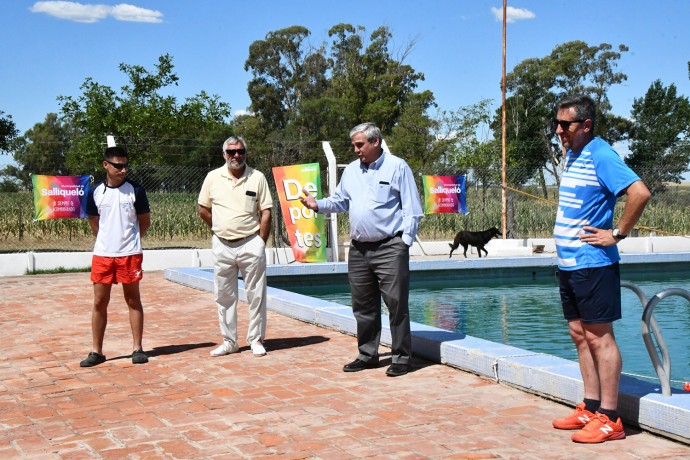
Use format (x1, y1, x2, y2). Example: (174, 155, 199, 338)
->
(2, 0, 690, 168)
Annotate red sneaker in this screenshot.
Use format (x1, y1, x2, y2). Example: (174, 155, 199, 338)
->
(552, 402, 595, 430)
(571, 412, 626, 443)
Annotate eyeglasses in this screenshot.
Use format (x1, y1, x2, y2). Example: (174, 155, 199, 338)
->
(106, 160, 129, 170)
(554, 119, 586, 131)
(225, 148, 247, 156)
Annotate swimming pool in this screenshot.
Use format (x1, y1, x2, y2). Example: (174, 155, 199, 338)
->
(272, 263, 690, 390)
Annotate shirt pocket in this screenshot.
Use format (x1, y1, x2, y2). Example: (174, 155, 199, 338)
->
(374, 182, 392, 204)
(244, 191, 258, 213)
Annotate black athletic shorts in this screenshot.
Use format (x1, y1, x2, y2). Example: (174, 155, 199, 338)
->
(559, 263, 621, 324)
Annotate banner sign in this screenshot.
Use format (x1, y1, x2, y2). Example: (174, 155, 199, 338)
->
(32, 175, 91, 220)
(272, 163, 327, 262)
(422, 175, 468, 214)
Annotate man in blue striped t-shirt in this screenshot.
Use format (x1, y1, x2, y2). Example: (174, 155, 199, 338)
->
(551, 94, 650, 443)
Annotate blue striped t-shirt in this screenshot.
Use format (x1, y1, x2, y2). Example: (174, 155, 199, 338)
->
(554, 137, 640, 270)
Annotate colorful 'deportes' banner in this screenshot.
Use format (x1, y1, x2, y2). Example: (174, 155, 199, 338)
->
(272, 163, 327, 262)
(32, 175, 91, 220)
(422, 175, 468, 214)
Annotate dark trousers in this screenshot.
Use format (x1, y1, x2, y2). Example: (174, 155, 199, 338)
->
(348, 236, 411, 364)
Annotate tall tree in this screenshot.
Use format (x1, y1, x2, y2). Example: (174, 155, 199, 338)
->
(245, 26, 327, 133)
(626, 80, 690, 194)
(424, 99, 495, 177)
(58, 54, 231, 186)
(323, 23, 433, 156)
(244, 24, 434, 166)
(7, 113, 71, 188)
(0, 110, 20, 190)
(389, 91, 437, 171)
(488, 41, 628, 237)
(0, 110, 18, 154)
(498, 41, 629, 187)
(243, 26, 331, 168)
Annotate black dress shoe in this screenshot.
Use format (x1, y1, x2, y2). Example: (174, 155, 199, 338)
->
(343, 358, 379, 372)
(386, 363, 410, 377)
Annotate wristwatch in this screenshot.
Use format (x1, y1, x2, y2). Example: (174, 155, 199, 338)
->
(612, 228, 627, 240)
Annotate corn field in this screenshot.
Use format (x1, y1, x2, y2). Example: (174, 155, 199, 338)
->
(2, 165, 690, 253)
(0, 191, 208, 252)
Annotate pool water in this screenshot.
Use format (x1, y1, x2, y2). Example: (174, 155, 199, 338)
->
(278, 267, 690, 389)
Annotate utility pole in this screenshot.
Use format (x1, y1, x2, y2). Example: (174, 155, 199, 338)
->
(501, 0, 508, 239)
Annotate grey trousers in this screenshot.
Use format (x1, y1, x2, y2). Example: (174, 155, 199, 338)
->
(348, 235, 412, 365)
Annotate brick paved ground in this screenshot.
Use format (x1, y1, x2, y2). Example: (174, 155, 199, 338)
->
(1, 271, 689, 459)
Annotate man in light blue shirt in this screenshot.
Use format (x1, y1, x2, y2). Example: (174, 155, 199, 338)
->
(300, 122, 423, 376)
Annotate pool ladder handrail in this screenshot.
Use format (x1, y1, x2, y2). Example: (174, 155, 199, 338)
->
(621, 280, 690, 397)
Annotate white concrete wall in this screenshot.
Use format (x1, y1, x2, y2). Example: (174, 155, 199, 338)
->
(0, 246, 311, 276)
(2, 236, 688, 276)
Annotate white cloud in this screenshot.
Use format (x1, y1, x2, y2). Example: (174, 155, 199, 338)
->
(111, 4, 163, 23)
(234, 109, 253, 117)
(30, 1, 163, 23)
(30, 1, 109, 23)
(490, 6, 536, 23)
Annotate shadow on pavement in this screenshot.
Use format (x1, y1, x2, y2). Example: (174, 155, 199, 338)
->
(262, 335, 330, 352)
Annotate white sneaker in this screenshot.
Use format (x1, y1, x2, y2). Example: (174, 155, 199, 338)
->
(251, 340, 267, 357)
(210, 342, 239, 357)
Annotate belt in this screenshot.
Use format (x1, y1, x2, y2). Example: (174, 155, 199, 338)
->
(216, 233, 257, 244)
(354, 231, 403, 245)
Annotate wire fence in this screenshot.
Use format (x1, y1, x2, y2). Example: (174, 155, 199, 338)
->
(1, 161, 689, 253)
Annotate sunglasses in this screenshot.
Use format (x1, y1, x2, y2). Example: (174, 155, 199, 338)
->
(106, 160, 129, 170)
(225, 148, 247, 156)
(554, 118, 586, 131)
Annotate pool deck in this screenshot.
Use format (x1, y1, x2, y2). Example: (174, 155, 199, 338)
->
(2, 262, 690, 458)
(167, 252, 690, 448)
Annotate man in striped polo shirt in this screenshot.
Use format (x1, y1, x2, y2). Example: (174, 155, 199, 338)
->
(551, 94, 650, 443)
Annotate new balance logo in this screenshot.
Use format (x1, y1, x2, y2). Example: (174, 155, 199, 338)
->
(578, 415, 591, 424)
(599, 424, 614, 434)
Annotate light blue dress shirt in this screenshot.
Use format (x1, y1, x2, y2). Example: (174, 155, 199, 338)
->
(316, 152, 424, 246)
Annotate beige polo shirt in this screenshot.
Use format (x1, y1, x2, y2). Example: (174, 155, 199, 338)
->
(198, 165, 273, 240)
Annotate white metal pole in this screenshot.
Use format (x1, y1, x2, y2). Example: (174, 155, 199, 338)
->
(381, 138, 390, 153)
(321, 141, 340, 262)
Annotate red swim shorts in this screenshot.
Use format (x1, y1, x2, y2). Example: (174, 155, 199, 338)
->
(91, 254, 144, 284)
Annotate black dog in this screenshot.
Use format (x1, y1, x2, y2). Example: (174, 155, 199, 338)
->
(448, 227, 502, 258)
